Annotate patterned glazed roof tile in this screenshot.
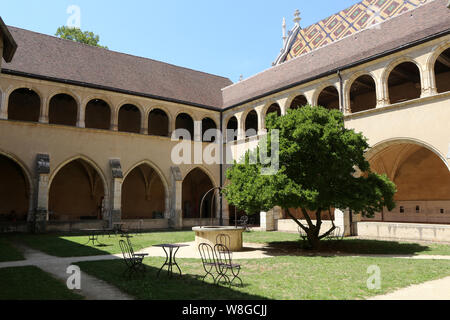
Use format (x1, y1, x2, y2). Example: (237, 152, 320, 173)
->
(282, 0, 434, 63)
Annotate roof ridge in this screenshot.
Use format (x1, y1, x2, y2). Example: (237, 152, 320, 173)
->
(222, 0, 437, 92)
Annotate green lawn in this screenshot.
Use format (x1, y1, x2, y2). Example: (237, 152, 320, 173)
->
(0, 266, 83, 300)
(3, 230, 449, 259)
(77, 256, 450, 300)
(243, 231, 450, 256)
(8, 231, 195, 257)
(0, 238, 25, 262)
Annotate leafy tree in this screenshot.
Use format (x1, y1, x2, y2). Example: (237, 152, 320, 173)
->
(55, 26, 108, 49)
(223, 106, 396, 249)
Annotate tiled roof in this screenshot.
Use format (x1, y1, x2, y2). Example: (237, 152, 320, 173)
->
(2, 27, 232, 109)
(280, 0, 435, 64)
(223, 0, 450, 109)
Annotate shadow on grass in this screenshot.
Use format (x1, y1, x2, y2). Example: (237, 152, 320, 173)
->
(259, 239, 437, 257)
(8, 233, 123, 257)
(77, 259, 265, 300)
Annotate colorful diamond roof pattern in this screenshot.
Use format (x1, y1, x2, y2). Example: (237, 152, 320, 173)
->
(283, 0, 434, 63)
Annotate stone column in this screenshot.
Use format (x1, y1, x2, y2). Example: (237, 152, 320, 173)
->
(376, 73, 389, 108)
(140, 111, 148, 135)
(236, 112, 245, 141)
(420, 66, 438, 98)
(194, 120, 202, 142)
(39, 96, 49, 124)
(0, 90, 8, 120)
(334, 208, 351, 236)
(170, 166, 183, 229)
(110, 106, 118, 131)
(77, 102, 85, 128)
(33, 154, 50, 233)
(109, 159, 123, 226)
(260, 209, 276, 231)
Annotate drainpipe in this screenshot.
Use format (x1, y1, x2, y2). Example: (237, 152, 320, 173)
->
(219, 111, 224, 226)
(337, 70, 344, 113)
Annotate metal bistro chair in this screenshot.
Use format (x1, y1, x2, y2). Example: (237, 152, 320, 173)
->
(119, 238, 148, 278)
(198, 243, 220, 284)
(214, 243, 243, 287)
(239, 215, 249, 232)
(216, 233, 231, 249)
(297, 226, 307, 241)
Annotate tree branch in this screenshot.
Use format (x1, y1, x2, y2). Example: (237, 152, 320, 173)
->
(286, 210, 309, 232)
(301, 208, 315, 229)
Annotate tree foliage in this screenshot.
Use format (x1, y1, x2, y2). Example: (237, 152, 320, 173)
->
(223, 106, 397, 248)
(55, 26, 108, 49)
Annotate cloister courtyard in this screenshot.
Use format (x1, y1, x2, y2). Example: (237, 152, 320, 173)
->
(1, 230, 450, 300)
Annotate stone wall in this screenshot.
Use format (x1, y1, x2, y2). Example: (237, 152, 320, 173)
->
(355, 221, 450, 243)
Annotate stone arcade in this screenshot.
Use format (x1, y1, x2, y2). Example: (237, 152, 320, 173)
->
(0, 0, 449, 242)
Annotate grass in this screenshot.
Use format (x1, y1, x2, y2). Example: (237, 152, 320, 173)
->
(0, 266, 83, 300)
(77, 255, 450, 300)
(0, 238, 25, 262)
(243, 231, 450, 256)
(2, 230, 449, 259)
(7, 231, 194, 257)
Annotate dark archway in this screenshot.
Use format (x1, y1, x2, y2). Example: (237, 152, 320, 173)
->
(0, 155, 29, 222)
(85, 99, 111, 130)
(49, 94, 78, 126)
(148, 109, 169, 137)
(49, 159, 105, 221)
(118, 104, 141, 133)
(182, 168, 215, 219)
(175, 113, 194, 140)
(317, 86, 340, 110)
(266, 103, 281, 116)
(367, 143, 450, 224)
(434, 48, 450, 94)
(202, 118, 217, 142)
(349, 75, 377, 113)
(122, 164, 166, 219)
(290, 95, 308, 109)
(245, 110, 258, 138)
(8, 88, 40, 122)
(388, 62, 421, 104)
(226, 116, 238, 142)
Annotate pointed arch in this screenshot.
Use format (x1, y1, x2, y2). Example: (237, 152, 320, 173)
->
(122, 160, 168, 219)
(0, 150, 33, 221)
(182, 167, 216, 219)
(49, 156, 108, 221)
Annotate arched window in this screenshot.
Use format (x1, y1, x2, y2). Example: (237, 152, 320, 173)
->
(434, 48, 450, 94)
(290, 95, 308, 109)
(266, 103, 281, 116)
(226, 116, 238, 142)
(182, 168, 214, 219)
(245, 110, 258, 138)
(85, 99, 111, 130)
(349, 75, 377, 113)
(118, 104, 141, 133)
(148, 109, 169, 137)
(202, 118, 217, 142)
(122, 164, 166, 219)
(388, 62, 421, 104)
(175, 113, 194, 140)
(49, 94, 78, 126)
(317, 86, 340, 110)
(8, 88, 40, 122)
(49, 159, 105, 221)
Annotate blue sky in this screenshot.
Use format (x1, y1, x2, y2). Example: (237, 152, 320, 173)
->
(2, 0, 358, 83)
